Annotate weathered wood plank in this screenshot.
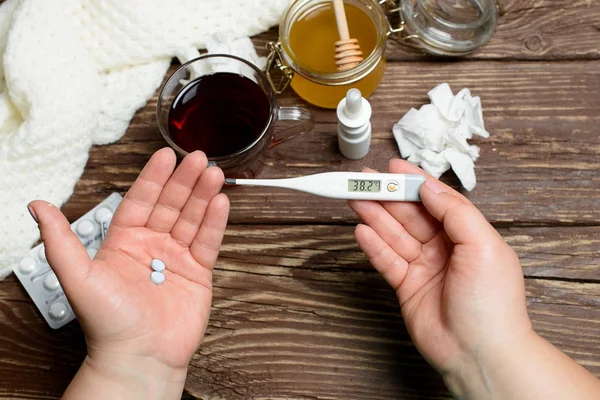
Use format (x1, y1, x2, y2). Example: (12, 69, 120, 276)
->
(251, 0, 600, 61)
(2, 273, 595, 400)
(0, 0, 597, 60)
(1, 225, 599, 399)
(63, 60, 600, 225)
(192, 275, 600, 400)
(0, 280, 85, 399)
(217, 225, 600, 281)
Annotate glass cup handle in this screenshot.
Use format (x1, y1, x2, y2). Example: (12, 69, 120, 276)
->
(269, 106, 314, 149)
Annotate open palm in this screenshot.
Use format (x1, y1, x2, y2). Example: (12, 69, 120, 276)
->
(349, 159, 531, 375)
(30, 148, 229, 370)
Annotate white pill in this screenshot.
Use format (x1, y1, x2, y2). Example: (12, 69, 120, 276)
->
(150, 271, 165, 285)
(87, 248, 98, 259)
(151, 259, 166, 272)
(95, 207, 113, 223)
(43, 272, 61, 291)
(19, 257, 37, 274)
(39, 245, 47, 262)
(77, 220, 95, 237)
(48, 302, 68, 320)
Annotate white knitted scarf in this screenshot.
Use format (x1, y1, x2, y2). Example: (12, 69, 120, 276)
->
(0, 0, 289, 279)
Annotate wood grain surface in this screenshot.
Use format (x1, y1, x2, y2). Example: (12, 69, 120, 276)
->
(1, 225, 599, 399)
(1, 0, 599, 399)
(63, 60, 600, 225)
(253, 0, 600, 61)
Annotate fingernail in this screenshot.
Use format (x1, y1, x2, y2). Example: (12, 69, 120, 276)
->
(27, 204, 39, 223)
(424, 179, 446, 194)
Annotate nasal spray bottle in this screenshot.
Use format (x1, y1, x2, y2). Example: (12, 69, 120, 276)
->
(337, 88, 372, 160)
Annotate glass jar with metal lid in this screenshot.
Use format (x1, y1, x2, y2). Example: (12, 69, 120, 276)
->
(267, 0, 504, 109)
(395, 0, 504, 56)
(267, 0, 389, 109)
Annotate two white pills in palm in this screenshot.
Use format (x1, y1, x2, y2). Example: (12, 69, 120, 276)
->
(150, 259, 166, 284)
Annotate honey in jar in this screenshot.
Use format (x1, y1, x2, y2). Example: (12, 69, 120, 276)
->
(289, 3, 377, 73)
(275, 0, 388, 109)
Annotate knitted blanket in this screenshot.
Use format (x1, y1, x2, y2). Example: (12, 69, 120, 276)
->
(0, 0, 289, 279)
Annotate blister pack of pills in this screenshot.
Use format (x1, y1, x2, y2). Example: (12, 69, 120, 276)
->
(12, 193, 123, 329)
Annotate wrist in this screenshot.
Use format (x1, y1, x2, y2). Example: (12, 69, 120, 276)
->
(442, 329, 539, 400)
(64, 352, 188, 400)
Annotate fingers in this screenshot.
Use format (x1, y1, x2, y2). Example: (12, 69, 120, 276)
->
(381, 159, 443, 243)
(420, 179, 502, 246)
(171, 167, 225, 246)
(146, 151, 208, 233)
(348, 200, 422, 262)
(27, 201, 91, 297)
(190, 193, 230, 269)
(348, 161, 439, 247)
(389, 159, 499, 247)
(388, 158, 470, 202)
(347, 162, 426, 260)
(354, 223, 408, 292)
(111, 148, 177, 229)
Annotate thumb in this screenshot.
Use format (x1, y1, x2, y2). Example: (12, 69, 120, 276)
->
(28, 201, 92, 294)
(419, 179, 503, 246)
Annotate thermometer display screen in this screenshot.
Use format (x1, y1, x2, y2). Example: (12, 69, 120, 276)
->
(348, 180, 381, 192)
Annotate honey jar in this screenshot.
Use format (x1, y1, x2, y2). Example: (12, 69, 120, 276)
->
(267, 0, 389, 109)
(266, 0, 504, 109)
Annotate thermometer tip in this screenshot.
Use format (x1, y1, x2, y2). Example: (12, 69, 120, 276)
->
(224, 178, 237, 185)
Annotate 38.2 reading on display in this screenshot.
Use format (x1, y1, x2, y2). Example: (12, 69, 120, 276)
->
(348, 179, 381, 193)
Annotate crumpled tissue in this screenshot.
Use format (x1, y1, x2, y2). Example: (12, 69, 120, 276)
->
(174, 32, 266, 81)
(392, 83, 489, 191)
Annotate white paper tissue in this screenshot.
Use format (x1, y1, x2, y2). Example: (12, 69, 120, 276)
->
(392, 83, 489, 191)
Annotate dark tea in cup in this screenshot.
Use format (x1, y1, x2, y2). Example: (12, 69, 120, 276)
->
(156, 54, 314, 176)
(167, 72, 271, 157)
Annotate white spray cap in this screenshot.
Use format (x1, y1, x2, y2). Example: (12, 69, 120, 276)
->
(346, 88, 363, 116)
(337, 88, 372, 130)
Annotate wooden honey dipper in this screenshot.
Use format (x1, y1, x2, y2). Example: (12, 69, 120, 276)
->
(332, 0, 364, 71)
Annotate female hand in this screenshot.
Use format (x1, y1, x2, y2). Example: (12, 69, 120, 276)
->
(350, 159, 600, 399)
(348, 159, 532, 383)
(28, 148, 229, 399)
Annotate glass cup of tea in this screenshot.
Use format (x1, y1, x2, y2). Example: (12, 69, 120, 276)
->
(156, 54, 314, 177)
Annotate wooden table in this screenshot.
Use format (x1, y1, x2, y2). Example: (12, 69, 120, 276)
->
(2, 1, 599, 398)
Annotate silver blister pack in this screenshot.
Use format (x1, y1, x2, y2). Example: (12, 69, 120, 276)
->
(12, 193, 123, 329)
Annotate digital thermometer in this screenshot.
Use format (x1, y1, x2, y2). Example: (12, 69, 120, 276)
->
(224, 172, 426, 201)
